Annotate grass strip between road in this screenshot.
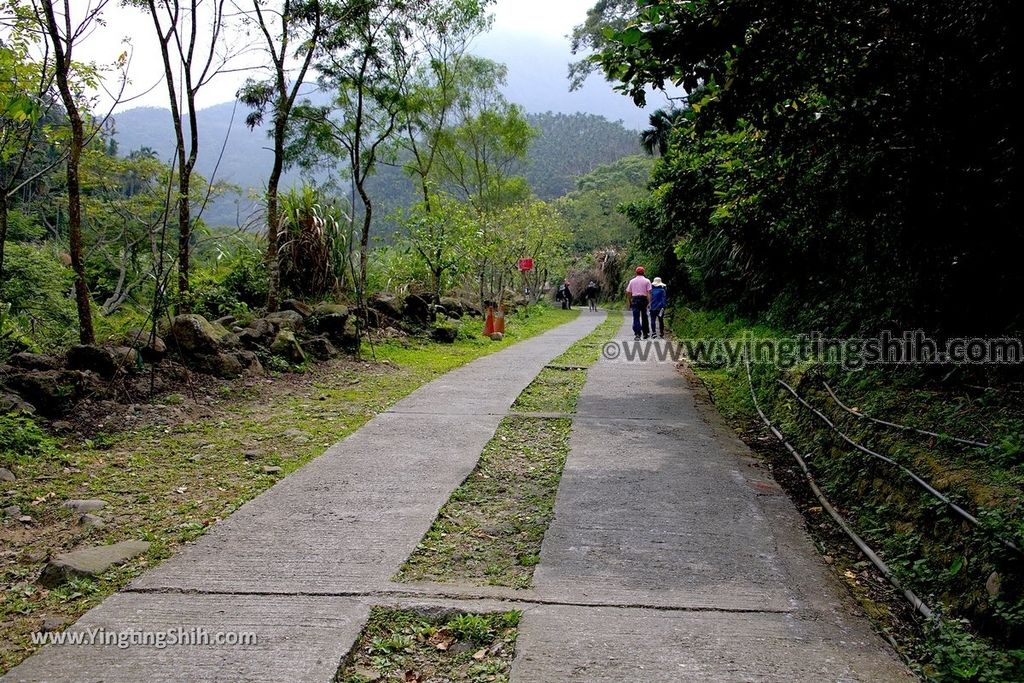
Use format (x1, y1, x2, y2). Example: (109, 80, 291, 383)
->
(335, 608, 521, 683)
(395, 311, 619, 588)
(0, 306, 577, 676)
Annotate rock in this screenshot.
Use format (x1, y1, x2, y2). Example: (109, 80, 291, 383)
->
(0, 467, 15, 482)
(66, 345, 124, 378)
(77, 514, 105, 530)
(38, 540, 151, 587)
(489, 332, 504, 341)
(63, 499, 107, 513)
(7, 352, 60, 371)
(439, 297, 465, 317)
(403, 293, 434, 326)
(0, 391, 36, 415)
(368, 292, 403, 321)
(4, 370, 105, 416)
(164, 314, 230, 355)
(353, 666, 381, 682)
(191, 351, 245, 379)
(270, 330, 305, 363)
(283, 428, 306, 439)
(214, 315, 237, 328)
(41, 616, 64, 633)
(123, 329, 167, 363)
(986, 571, 1002, 598)
(308, 303, 351, 337)
(238, 318, 276, 349)
(430, 324, 459, 344)
(265, 310, 304, 332)
(261, 466, 282, 475)
(3, 505, 21, 518)
(281, 299, 313, 317)
(233, 350, 264, 375)
(242, 450, 260, 460)
(304, 337, 338, 361)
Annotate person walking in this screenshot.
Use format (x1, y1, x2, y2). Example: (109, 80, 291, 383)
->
(650, 276, 667, 338)
(557, 280, 574, 310)
(625, 266, 652, 340)
(584, 280, 599, 312)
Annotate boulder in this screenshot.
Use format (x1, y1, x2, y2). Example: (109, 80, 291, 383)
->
(164, 314, 230, 355)
(335, 317, 360, 352)
(489, 332, 504, 341)
(430, 324, 459, 344)
(0, 467, 15, 482)
(238, 318, 276, 349)
(38, 540, 151, 587)
(214, 315, 237, 328)
(66, 345, 118, 378)
(7, 352, 60, 371)
(304, 337, 338, 361)
(4, 370, 107, 416)
(309, 303, 350, 337)
(193, 352, 244, 379)
(0, 391, 36, 415)
(123, 329, 167, 363)
(402, 293, 434, 326)
(368, 292, 403, 321)
(270, 330, 305, 363)
(234, 350, 264, 375)
(281, 299, 314, 317)
(265, 310, 304, 332)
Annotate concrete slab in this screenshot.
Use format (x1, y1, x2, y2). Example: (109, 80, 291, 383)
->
(3, 593, 366, 683)
(518, 313, 913, 681)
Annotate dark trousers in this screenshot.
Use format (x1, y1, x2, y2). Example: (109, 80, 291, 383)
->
(651, 308, 665, 337)
(631, 296, 649, 337)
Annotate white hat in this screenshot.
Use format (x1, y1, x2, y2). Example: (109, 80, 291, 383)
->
(652, 277, 665, 286)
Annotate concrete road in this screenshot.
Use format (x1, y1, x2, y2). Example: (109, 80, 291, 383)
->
(4, 310, 914, 682)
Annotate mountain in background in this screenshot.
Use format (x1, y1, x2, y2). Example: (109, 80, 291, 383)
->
(109, 34, 655, 229)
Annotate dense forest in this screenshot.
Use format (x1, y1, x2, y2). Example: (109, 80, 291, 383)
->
(583, 0, 1018, 337)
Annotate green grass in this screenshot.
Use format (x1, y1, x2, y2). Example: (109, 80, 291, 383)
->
(0, 305, 576, 675)
(336, 608, 521, 683)
(396, 310, 620, 588)
(395, 416, 572, 588)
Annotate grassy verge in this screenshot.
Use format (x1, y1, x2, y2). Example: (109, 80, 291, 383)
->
(336, 608, 520, 683)
(673, 307, 1024, 682)
(0, 305, 576, 675)
(396, 311, 619, 588)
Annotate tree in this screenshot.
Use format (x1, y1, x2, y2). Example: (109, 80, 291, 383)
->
(237, 0, 322, 312)
(639, 107, 684, 156)
(132, 0, 232, 313)
(35, 0, 113, 344)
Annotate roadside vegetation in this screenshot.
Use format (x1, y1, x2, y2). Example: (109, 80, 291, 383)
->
(674, 308, 1024, 681)
(335, 608, 521, 683)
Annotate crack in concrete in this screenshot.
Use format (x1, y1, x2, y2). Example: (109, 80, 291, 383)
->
(122, 585, 795, 616)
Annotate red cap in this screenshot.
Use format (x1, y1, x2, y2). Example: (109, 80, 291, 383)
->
(636, 266, 645, 275)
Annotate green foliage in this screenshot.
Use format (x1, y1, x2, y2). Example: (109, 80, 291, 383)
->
(0, 242, 76, 354)
(191, 240, 268, 320)
(0, 413, 57, 464)
(595, 0, 1019, 334)
(555, 155, 652, 251)
(278, 184, 350, 298)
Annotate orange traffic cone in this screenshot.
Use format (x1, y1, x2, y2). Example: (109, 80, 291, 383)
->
(494, 306, 506, 334)
(483, 306, 495, 336)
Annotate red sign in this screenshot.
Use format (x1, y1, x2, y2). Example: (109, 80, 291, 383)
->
(517, 258, 534, 272)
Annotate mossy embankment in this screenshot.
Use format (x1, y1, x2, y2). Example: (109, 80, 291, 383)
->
(673, 307, 1024, 682)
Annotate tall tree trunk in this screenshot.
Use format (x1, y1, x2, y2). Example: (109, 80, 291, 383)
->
(0, 195, 9, 300)
(265, 117, 286, 312)
(356, 180, 372, 295)
(41, 0, 94, 344)
(177, 171, 191, 311)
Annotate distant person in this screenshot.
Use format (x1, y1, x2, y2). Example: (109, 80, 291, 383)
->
(584, 280, 599, 312)
(556, 280, 573, 310)
(650, 276, 667, 338)
(625, 266, 652, 340)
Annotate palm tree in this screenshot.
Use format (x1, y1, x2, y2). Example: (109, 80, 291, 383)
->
(640, 108, 685, 156)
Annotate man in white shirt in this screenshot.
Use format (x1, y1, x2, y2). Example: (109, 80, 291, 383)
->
(625, 266, 653, 340)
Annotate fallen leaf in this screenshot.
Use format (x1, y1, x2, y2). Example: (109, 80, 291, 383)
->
(473, 648, 487, 661)
(428, 628, 456, 651)
(403, 670, 421, 682)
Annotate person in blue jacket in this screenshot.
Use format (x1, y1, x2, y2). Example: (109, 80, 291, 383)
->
(649, 277, 668, 338)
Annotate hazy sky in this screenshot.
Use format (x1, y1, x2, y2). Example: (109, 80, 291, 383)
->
(82, 0, 604, 112)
